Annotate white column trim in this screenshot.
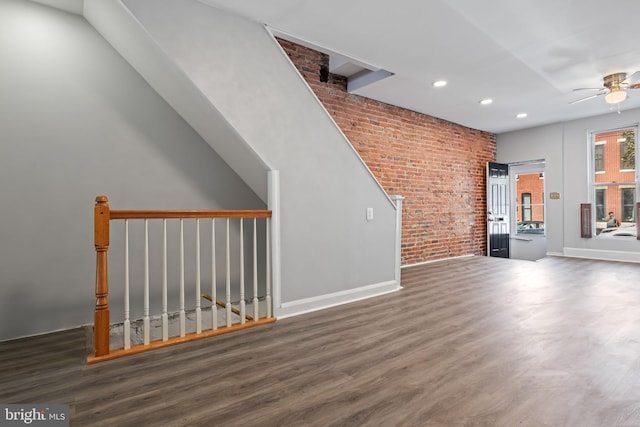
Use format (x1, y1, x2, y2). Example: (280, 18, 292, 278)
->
(268, 170, 282, 317)
(390, 195, 404, 287)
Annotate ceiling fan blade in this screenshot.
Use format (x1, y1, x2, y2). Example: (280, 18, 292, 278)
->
(622, 71, 640, 84)
(572, 87, 603, 91)
(627, 83, 640, 89)
(569, 92, 605, 104)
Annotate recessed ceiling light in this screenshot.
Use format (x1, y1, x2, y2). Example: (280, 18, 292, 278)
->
(479, 98, 493, 105)
(516, 113, 528, 119)
(433, 80, 447, 88)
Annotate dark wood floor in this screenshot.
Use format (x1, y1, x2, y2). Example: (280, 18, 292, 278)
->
(2, 256, 640, 426)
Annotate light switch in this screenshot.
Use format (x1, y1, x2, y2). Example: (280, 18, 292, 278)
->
(366, 207, 374, 221)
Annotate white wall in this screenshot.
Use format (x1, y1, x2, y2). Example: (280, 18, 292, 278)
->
(0, 0, 264, 340)
(497, 108, 640, 262)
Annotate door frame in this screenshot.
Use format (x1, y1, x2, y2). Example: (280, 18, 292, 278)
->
(486, 162, 510, 258)
(509, 160, 547, 261)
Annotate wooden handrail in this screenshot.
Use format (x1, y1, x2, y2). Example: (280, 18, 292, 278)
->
(110, 210, 272, 220)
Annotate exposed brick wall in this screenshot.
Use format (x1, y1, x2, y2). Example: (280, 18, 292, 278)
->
(279, 39, 497, 265)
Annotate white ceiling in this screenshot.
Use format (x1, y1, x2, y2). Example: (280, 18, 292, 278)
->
(198, 0, 640, 134)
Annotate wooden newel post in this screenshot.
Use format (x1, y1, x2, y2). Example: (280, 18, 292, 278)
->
(94, 195, 110, 357)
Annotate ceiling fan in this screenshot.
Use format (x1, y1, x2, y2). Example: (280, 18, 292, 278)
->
(570, 71, 640, 105)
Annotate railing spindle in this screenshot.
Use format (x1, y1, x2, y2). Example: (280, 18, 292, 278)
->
(195, 219, 202, 334)
(226, 218, 232, 327)
(266, 217, 272, 318)
(253, 218, 259, 320)
(124, 220, 131, 350)
(179, 218, 186, 337)
(240, 218, 246, 324)
(162, 219, 168, 341)
(143, 219, 150, 345)
(211, 219, 217, 330)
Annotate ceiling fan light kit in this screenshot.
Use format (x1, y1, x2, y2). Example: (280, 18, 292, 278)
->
(605, 88, 627, 104)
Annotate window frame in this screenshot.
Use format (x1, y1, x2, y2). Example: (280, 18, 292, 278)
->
(590, 125, 639, 237)
(512, 166, 545, 236)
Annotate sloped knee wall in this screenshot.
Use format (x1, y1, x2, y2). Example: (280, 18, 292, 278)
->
(112, 0, 398, 306)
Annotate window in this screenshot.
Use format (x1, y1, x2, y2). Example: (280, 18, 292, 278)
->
(595, 188, 606, 223)
(595, 143, 605, 173)
(592, 127, 637, 236)
(622, 188, 635, 222)
(515, 173, 544, 235)
(521, 193, 532, 221)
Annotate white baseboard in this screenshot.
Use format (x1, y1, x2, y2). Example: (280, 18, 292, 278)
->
(401, 254, 475, 269)
(562, 247, 640, 263)
(546, 251, 564, 257)
(277, 280, 400, 319)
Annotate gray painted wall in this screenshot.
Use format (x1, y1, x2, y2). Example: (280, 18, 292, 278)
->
(1, 0, 398, 341)
(107, 0, 398, 304)
(0, 0, 264, 341)
(497, 108, 640, 259)
(496, 124, 564, 254)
